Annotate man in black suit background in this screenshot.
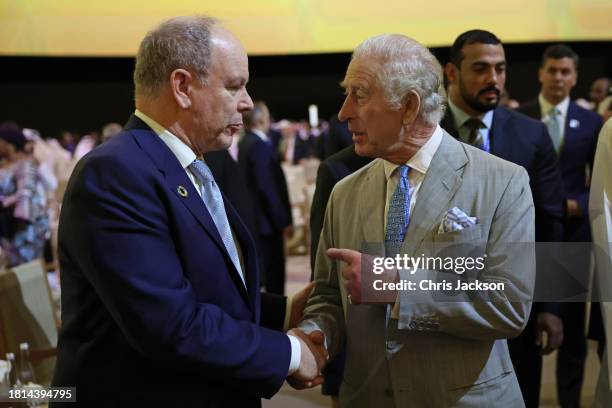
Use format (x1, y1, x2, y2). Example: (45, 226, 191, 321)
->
(518, 44, 603, 408)
(441, 29, 566, 407)
(239, 102, 293, 295)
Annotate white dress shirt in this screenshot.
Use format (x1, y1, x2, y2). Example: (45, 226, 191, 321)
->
(134, 110, 301, 375)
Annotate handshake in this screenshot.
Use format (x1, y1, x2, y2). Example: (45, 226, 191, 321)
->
(286, 328, 328, 389)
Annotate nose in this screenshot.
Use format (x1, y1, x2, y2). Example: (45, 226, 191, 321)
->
(338, 95, 354, 122)
(486, 67, 498, 85)
(239, 88, 254, 112)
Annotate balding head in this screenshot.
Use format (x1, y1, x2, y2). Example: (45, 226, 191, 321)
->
(133, 15, 219, 98)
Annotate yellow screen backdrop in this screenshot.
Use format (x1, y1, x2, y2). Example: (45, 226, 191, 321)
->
(0, 0, 610, 56)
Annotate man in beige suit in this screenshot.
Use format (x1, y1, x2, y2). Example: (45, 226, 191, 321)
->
(296, 34, 535, 407)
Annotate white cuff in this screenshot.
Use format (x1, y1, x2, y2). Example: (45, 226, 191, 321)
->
(287, 334, 301, 375)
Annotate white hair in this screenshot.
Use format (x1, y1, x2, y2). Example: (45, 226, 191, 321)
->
(133, 15, 219, 98)
(352, 34, 446, 125)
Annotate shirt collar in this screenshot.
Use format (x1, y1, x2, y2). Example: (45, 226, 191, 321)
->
(447, 97, 493, 130)
(134, 109, 197, 169)
(251, 128, 269, 142)
(383, 125, 444, 180)
(539, 94, 570, 118)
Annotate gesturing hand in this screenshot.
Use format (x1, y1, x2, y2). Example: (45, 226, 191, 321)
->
(327, 248, 364, 304)
(287, 329, 328, 389)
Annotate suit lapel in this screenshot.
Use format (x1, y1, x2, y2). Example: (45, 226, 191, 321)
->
(561, 102, 579, 156)
(402, 133, 468, 255)
(224, 198, 257, 312)
(489, 107, 510, 156)
(358, 160, 386, 246)
(126, 116, 252, 305)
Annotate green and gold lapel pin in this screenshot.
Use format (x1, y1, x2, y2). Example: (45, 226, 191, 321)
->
(177, 185, 188, 197)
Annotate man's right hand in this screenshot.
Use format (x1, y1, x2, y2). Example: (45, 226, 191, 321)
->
(287, 329, 328, 389)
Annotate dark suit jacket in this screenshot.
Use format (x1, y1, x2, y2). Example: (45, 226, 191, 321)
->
(309, 145, 374, 276)
(319, 117, 353, 160)
(517, 99, 603, 242)
(441, 106, 566, 316)
(52, 116, 290, 407)
(205, 149, 286, 329)
(239, 131, 292, 236)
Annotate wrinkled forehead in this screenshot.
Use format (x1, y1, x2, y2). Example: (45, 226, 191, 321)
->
(341, 56, 382, 89)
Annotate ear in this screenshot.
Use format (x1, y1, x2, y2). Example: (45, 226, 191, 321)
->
(445, 62, 459, 86)
(402, 90, 421, 126)
(537, 67, 544, 85)
(170, 69, 195, 109)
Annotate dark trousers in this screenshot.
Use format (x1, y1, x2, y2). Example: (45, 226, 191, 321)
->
(556, 302, 587, 408)
(259, 234, 286, 295)
(508, 314, 542, 408)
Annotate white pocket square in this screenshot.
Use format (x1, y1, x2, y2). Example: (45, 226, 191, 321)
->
(438, 207, 478, 233)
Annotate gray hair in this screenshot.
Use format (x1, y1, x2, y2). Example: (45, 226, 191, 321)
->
(133, 15, 219, 98)
(352, 34, 446, 125)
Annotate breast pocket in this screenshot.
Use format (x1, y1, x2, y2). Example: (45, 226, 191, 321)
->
(434, 224, 484, 243)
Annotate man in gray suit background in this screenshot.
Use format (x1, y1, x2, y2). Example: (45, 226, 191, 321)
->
(295, 34, 536, 407)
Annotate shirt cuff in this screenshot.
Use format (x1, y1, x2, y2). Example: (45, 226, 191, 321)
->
(287, 334, 301, 376)
(283, 295, 293, 331)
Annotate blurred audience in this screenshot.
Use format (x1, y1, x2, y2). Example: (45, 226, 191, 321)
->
(0, 123, 54, 267)
(238, 102, 293, 295)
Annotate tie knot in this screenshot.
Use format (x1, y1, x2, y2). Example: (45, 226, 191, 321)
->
(397, 165, 410, 179)
(189, 159, 214, 184)
(549, 107, 560, 117)
(463, 118, 483, 131)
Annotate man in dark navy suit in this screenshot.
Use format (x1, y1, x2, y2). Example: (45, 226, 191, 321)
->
(238, 102, 293, 295)
(51, 16, 325, 407)
(518, 44, 603, 408)
(441, 29, 566, 408)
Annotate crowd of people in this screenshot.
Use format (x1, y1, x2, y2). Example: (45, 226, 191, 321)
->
(1, 14, 611, 408)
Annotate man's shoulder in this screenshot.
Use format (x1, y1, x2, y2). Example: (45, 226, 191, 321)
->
(496, 106, 545, 129)
(569, 101, 603, 125)
(516, 99, 540, 118)
(461, 140, 526, 181)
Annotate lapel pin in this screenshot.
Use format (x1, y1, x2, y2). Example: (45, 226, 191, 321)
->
(177, 185, 188, 197)
(569, 119, 580, 128)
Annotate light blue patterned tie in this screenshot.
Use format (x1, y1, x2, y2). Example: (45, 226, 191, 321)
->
(385, 165, 411, 256)
(384, 164, 411, 357)
(189, 159, 245, 286)
(547, 107, 562, 154)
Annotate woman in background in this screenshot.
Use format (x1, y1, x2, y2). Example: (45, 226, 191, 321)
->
(0, 122, 53, 266)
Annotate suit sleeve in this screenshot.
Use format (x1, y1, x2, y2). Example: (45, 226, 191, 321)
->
(260, 293, 287, 331)
(397, 166, 536, 340)
(63, 155, 291, 397)
(301, 187, 347, 359)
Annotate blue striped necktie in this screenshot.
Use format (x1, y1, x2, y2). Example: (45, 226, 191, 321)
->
(384, 164, 411, 356)
(189, 159, 245, 285)
(385, 165, 411, 256)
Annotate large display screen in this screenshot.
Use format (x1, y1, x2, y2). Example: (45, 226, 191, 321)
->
(1, 0, 610, 56)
